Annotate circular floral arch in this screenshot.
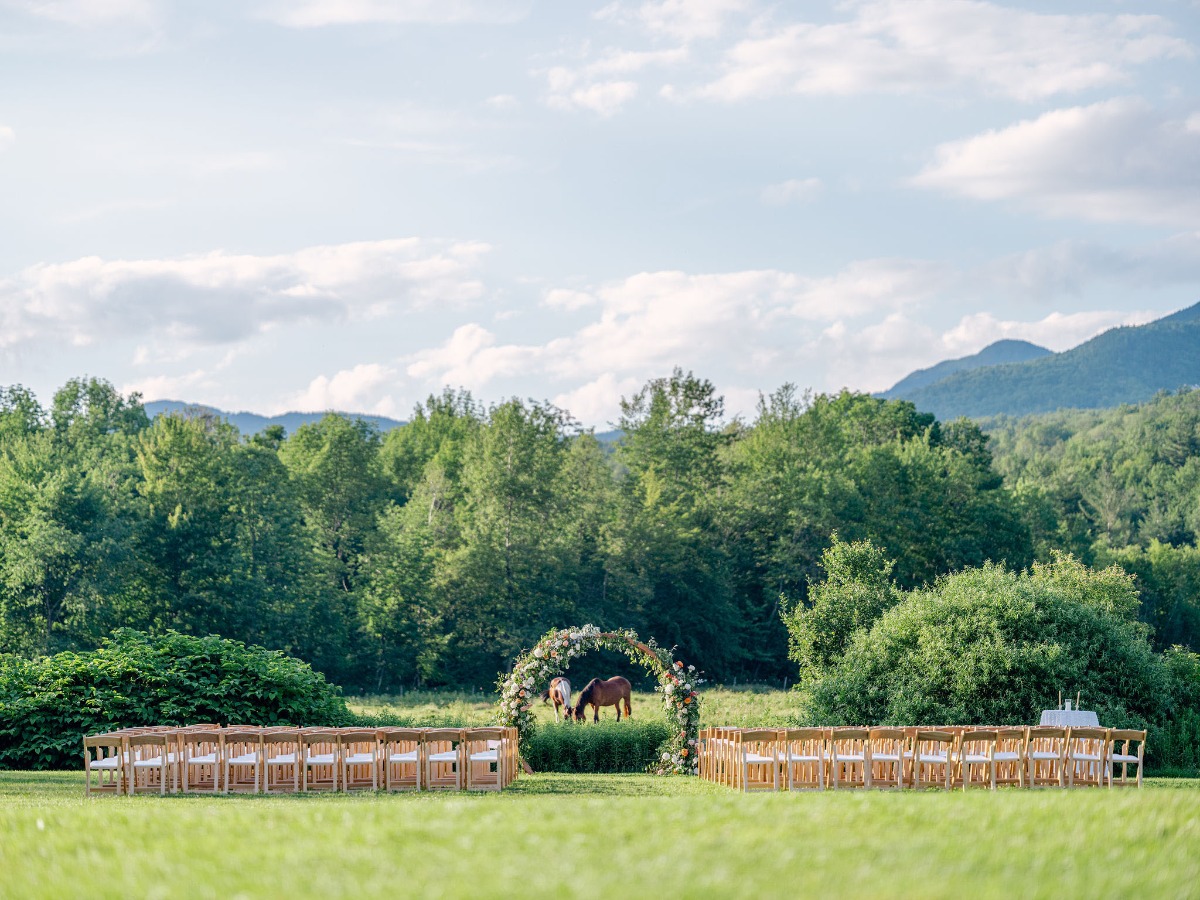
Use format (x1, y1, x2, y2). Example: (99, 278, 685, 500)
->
(497, 625, 703, 775)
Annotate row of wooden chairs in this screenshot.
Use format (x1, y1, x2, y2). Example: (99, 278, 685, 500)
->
(83, 725, 519, 797)
(700, 726, 1146, 792)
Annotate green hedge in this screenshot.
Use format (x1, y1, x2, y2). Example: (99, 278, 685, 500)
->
(0, 629, 351, 769)
(521, 720, 672, 773)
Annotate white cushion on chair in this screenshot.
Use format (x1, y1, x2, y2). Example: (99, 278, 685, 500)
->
(227, 752, 259, 766)
(786, 753, 822, 762)
(872, 753, 901, 762)
(344, 753, 376, 765)
(266, 753, 296, 765)
(1030, 751, 1060, 761)
(993, 752, 1019, 761)
(388, 751, 419, 764)
(918, 753, 948, 764)
(90, 757, 122, 770)
(133, 757, 166, 768)
(1112, 753, 1141, 764)
(835, 753, 865, 762)
(470, 750, 499, 762)
(962, 754, 992, 764)
(1070, 753, 1101, 762)
(304, 753, 336, 766)
(743, 752, 776, 764)
(428, 750, 459, 763)
(188, 753, 218, 766)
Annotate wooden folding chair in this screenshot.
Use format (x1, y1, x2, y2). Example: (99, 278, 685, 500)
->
(957, 730, 999, 790)
(1107, 729, 1146, 788)
(180, 730, 222, 794)
(261, 730, 301, 794)
(782, 728, 827, 791)
(301, 731, 341, 792)
(867, 728, 906, 790)
(128, 732, 173, 796)
(734, 729, 781, 792)
(1026, 727, 1067, 788)
(380, 728, 423, 792)
(830, 728, 871, 789)
(340, 730, 380, 792)
(912, 730, 954, 790)
(464, 728, 507, 792)
(993, 727, 1026, 787)
(425, 729, 464, 791)
(222, 729, 263, 794)
(1065, 727, 1108, 788)
(84, 734, 127, 797)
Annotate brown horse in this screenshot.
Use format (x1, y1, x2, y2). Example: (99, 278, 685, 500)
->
(539, 677, 573, 723)
(573, 676, 632, 723)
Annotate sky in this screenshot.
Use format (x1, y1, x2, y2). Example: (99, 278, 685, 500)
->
(2, 0, 1199, 427)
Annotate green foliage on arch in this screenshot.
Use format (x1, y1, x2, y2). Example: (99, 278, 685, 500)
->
(498, 625, 702, 775)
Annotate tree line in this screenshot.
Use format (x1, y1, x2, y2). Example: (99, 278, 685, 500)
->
(0, 373, 1196, 691)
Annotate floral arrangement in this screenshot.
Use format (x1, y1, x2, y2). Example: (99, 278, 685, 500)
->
(496, 624, 703, 775)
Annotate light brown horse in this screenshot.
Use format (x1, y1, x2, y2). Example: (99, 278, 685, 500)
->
(573, 676, 632, 723)
(539, 677, 573, 723)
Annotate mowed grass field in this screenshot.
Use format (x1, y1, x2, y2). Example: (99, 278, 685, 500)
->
(2, 772, 1198, 898)
(350, 684, 807, 727)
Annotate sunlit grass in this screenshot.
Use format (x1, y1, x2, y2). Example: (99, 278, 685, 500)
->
(348, 684, 808, 728)
(1, 771, 1196, 897)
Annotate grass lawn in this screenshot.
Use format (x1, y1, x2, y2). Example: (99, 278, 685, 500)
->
(2, 771, 1196, 898)
(350, 684, 807, 727)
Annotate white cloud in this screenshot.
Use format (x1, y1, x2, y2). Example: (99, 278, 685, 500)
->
(541, 46, 686, 115)
(405, 323, 542, 389)
(552, 373, 640, 428)
(120, 368, 211, 401)
(761, 177, 822, 206)
(700, 1, 1191, 102)
(259, 0, 531, 27)
(912, 98, 1200, 226)
(0, 126, 13, 152)
(0, 238, 490, 352)
(485, 94, 520, 112)
(597, 0, 751, 41)
(543, 288, 597, 311)
(287, 363, 399, 413)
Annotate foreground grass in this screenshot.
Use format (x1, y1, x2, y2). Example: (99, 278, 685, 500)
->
(350, 684, 807, 727)
(2, 772, 1197, 898)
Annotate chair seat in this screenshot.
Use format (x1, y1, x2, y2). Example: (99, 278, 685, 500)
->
(344, 753, 376, 765)
(962, 754, 992, 764)
(133, 757, 168, 768)
(743, 752, 776, 764)
(388, 751, 419, 764)
(1112, 753, 1141, 764)
(228, 752, 259, 766)
(428, 751, 459, 763)
(1070, 753, 1101, 762)
(993, 752, 1020, 761)
(1030, 751, 1060, 761)
(304, 753, 336, 765)
(835, 754, 865, 762)
(872, 753, 902, 762)
(266, 753, 297, 765)
(90, 757, 122, 770)
(470, 750, 499, 762)
(786, 753, 823, 762)
(187, 753, 218, 766)
(918, 754, 949, 764)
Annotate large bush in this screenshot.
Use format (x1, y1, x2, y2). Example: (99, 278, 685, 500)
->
(0, 629, 351, 769)
(805, 554, 1168, 729)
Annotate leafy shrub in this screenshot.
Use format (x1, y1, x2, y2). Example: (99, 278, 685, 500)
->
(807, 558, 1167, 729)
(0, 629, 351, 769)
(522, 720, 672, 773)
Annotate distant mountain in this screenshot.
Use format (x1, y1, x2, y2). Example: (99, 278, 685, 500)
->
(884, 301, 1200, 420)
(143, 401, 405, 436)
(880, 339, 1052, 398)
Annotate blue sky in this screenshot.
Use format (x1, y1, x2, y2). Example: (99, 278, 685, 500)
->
(2, 0, 1199, 426)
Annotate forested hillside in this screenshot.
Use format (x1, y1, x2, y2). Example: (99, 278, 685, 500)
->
(0, 374, 1031, 690)
(891, 303, 1200, 418)
(879, 339, 1051, 398)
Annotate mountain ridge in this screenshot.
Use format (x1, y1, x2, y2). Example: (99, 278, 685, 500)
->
(143, 400, 405, 435)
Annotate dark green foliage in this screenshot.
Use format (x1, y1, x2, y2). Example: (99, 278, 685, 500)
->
(0, 630, 350, 769)
(880, 339, 1052, 398)
(893, 309, 1200, 419)
(521, 720, 673, 773)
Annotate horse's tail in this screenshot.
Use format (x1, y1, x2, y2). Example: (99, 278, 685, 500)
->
(539, 689, 551, 705)
(624, 691, 632, 717)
